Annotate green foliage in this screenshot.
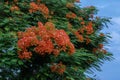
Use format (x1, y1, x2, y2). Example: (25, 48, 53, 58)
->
(0, 0, 113, 80)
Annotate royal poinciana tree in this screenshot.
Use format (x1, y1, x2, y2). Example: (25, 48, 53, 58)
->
(0, 0, 113, 80)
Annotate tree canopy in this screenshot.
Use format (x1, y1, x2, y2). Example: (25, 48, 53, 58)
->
(0, 0, 113, 80)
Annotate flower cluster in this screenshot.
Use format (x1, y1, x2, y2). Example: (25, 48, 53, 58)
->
(17, 22, 75, 59)
(85, 22, 94, 34)
(50, 62, 66, 75)
(85, 37, 91, 44)
(75, 0, 80, 3)
(29, 2, 49, 18)
(70, 21, 93, 43)
(10, 5, 19, 11)
(66, 12, 77, 19)
(92, 44, 107, 54)
(66, 3, 74, 8)
(74, 31, 84, 42)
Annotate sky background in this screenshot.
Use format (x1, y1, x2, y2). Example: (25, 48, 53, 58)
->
(81, 0, 120, 80)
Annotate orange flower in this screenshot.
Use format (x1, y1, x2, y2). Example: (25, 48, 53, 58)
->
(29, 2, 39, 13)
(38, 4, 49, 18)
(14, 0, 18, 3)
(57, 67, 66, 75)
(17, 32, 23, 39)
(99, 33, 104, 37)
(66, 3, 74, 8)
(18, 51, 32, 59)
(92, 48, 98, 53)
(78, 17, 83, 21)
(17, 36, 38, 50)
(50, 62, 66, 75)
(17, 22, 75, 59)
(74, 31, 84, 42)
(50, 64, 57, 72)
(10, 5, 19, 11)
(68, 22, 73, 31)
(54, 30, 70, 46)
(98, 44, 103, 49)
(54, 29, 75, 55)
(66, 12, 77, 19)
(53, 49, 60, 57)
(85, 22, 93, 34)
(29, 2, 49, 18)
(34, 39, 54, 55)
(75, 0, 80, 3)
(80, 21, 85, 25)
(68, 43, 75, 55)
(45, 22, 55, 31)
(37, 0, 41, 3)
(86, 37, 91, 44)
(26, 26, 39, 35)
(78, 27, 85, 34)
(102, 49, 107, 54)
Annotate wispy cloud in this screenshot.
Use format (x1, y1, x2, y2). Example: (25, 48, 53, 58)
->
(112, 17, 120, 26)
(111, 31, 120, 44)
(96, 5, 108, 9)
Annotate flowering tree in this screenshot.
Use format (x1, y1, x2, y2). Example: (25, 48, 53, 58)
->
(0, 0, 112, 80)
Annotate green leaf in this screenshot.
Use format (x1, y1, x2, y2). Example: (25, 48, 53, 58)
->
(18, 60, 24, 65)
(11, 59, 17, 63)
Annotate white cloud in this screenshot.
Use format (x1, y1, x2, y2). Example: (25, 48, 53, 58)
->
(96, 5, 108, 9)
(116, 57, 120, 62)
(112, 17, 120, 26)
(111, 31, 120, 44)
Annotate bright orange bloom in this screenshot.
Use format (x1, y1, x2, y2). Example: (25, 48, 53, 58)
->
(78, 27, 85, 34)
(50, 64, 57, 72)
(54, 30, 75, 53)
(10, 5, 19, 11)
(102, 49, 107, 54)
(26, 26, 39, 35)
(78, 17, 83, 21)
(37, 0, 41, 3)
(50, 62, 66, 75)
(92, 48, 98, 53)
(34, 39, 54, 55)
(85, 22, 94, 34)
(75, 0, 80, 3)
(54, 30, 70, 47)
(18, 51, 32, 59)
(74, 31, 84, 42)
(66, 12, 77, 19)
(29, 2, 49, 18)
(17, 22, 75, 59)
(29, 2, 39, 13)
(66, 3, 74, 8)
(53, 49, 60, 57)
(98, 44, 103, 49)
(18, 36, 38, 50)
(68, 43, 75, 55)
(45, 22, 55, 31)
(68, 22, 73, 31)
(86, 37, 91, 44)
(81, 21, 85, 25)
(38, 4, 49, 15)
(99, 33, 104, 37)
(14, 0, 18, 3)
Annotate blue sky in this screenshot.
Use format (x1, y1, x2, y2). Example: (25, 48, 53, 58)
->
(81, 0, 120, 80)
